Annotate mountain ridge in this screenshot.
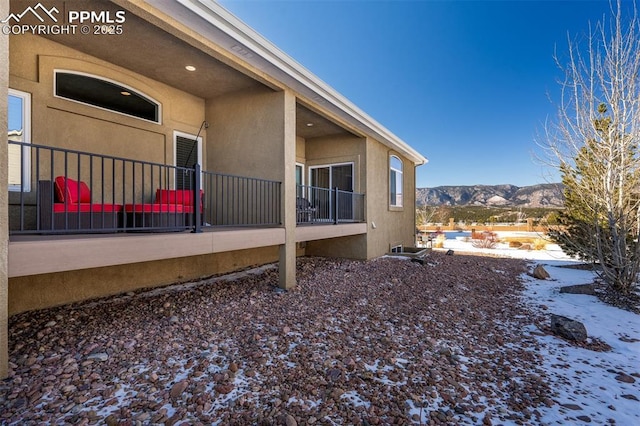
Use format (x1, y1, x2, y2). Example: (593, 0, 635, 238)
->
(416, 183, 564, 208)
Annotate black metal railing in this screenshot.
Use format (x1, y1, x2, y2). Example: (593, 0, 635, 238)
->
(8, 141, 281, 234)
(296, 184, 365, 225)
(202, 170, 281, 227)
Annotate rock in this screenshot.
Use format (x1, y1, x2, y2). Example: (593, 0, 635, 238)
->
(533, 264, 550, 280)
(86, 352, 109, 362)
(214, 383, 234, 394)
(284, 414, 297, 426)
(615, 373, 636, 383)
(559, 284, 597, 295)
(170, 380, 188, 400)
(550, 314, 588, 342)
(446, 249, 454, 255)
(330, 388, 345, 400)
(560, 403, 582, 410)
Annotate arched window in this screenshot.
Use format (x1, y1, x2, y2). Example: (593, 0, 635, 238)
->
(390, 155, 403, 207)
(54, 71, 161, 123)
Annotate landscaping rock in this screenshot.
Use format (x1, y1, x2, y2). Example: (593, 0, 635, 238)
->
(550, 314, 588, 342)
(533, 264, 550, 280)
(615, 373, 636, 384)
(169, 380, 188, 400)
(0, 255, 556, 425)
(559, 284, 597, 295)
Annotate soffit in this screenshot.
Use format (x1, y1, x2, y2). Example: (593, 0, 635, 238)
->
(296, 104, 352, 139)
(149, 0, 428, 165)
(29, 1, 266, 99)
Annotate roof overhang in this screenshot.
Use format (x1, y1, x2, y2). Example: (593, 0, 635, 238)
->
(147, 0, 428, 166)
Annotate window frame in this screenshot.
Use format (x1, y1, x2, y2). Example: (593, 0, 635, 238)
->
(295, 163, 305, 186)
(308, 161, 354, 191)
(8, 88, 32, 192)
(174, 130, 203, 190)
(389, 154, 403, 208)
(53, 69, 162, 124)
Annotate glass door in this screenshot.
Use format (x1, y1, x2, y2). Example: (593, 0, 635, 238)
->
(309, 163, 353, 222)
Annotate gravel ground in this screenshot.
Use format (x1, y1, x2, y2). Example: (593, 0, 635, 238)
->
(0, 254, 555, 425)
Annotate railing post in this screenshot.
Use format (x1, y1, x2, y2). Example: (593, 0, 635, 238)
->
(192, 163, 202, 233)
(333, 186, 338, 225)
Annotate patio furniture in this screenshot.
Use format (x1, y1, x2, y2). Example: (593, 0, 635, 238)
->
(123, 202, 185, 229)
(155, 189, 204, 226)
(39, 177, 123, 231)
(296, 196, 316, 223)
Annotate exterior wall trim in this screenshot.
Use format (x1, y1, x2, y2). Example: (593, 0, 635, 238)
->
(8, 228, 285, 278)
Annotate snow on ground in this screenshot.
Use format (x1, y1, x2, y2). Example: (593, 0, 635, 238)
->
(439, 232, 640, 424)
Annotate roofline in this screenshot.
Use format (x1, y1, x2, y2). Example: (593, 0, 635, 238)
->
(149, 0, 428, 165)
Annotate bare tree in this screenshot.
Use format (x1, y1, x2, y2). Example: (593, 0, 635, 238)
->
(541, 1, 640, 294)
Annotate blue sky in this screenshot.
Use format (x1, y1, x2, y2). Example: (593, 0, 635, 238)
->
(219, 0, 615, 188)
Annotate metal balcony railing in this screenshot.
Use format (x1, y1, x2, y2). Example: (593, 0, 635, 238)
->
(202, 170, 281, 227)
(8, 141, 281, 234)
(296, 184, 365, 225)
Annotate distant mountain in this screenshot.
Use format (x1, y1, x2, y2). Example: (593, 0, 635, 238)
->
(416, 183, 564, 208)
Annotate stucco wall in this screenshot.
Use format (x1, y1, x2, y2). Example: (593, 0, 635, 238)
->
(365, 138, 417, 258)
(206, 88, 285, 183)
(8, 246, 280, 315)
(9, 33, 205, 166)
(1, 0, 9, 379)
(304, 134, 366, 193)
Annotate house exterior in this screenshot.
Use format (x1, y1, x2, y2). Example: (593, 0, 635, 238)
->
(0, 0, 427, 377)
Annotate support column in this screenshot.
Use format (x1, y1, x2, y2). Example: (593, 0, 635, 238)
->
(1, 0, 10, 379)
(279, 91, 296, 290)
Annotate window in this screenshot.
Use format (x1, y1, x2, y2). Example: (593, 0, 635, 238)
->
(309, 163, 354, 221)
(55, 71, 161, 123)
(310, 163, 353, 192)
(174, 131, 202, 190)
(391, 244, 403, 253)
(390, 155, 403, 207)
(8, 89, 31, 192)
(295, 164, 304, 186)
(296, 163, 305, 199)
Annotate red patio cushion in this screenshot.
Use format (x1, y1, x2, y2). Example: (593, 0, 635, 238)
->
(155, 189, 203, 206)
(124, 203, 184, 213)
(53, 203, 122, 213)
(54, 176, 91, 204)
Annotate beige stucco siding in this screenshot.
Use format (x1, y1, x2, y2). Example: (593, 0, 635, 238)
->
(8, 246, 280, 315)
(1, 0, 9, 379)
(365, 138, 417, 258)
(305, 134, 366, 193)
(10, 34, 206, 166)
(206, 88, 285, 182)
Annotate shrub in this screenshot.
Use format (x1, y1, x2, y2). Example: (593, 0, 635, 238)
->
(471, 231, 498, 249)
(472, 237, 497, 249)
(533, 238, 547, 250)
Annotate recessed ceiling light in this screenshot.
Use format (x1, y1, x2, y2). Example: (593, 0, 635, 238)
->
(185, 65, 196, 71)
(120, 91, 131, 96)
(306, 123, 314, 127)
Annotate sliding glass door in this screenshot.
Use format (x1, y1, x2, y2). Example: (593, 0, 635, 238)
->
(309, 163, 354, 222)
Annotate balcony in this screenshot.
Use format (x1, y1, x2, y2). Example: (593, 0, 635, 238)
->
(8, 141, 281, 235)
(8, 141, 366, 236)
(295, 185, 365, 225)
